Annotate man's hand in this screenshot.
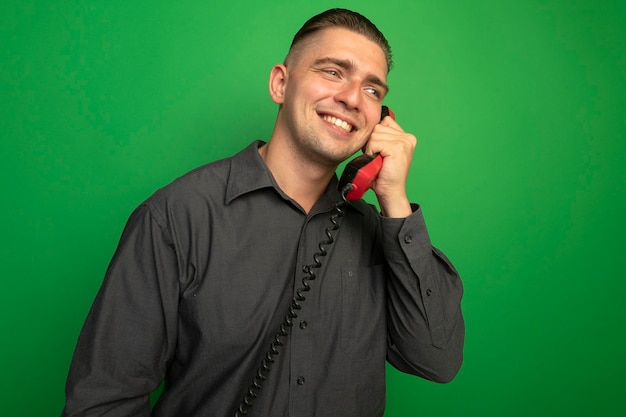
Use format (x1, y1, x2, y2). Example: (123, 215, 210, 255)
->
(363, 115, 417, 218)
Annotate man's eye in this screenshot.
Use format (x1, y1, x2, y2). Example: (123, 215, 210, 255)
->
(325, 69, 339, 77)
(365, 87, 380, 97)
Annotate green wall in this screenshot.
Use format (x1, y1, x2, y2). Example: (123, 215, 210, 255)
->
(2, 1, 625, 416)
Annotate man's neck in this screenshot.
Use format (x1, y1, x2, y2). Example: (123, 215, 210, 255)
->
(258, 141, 335, 213)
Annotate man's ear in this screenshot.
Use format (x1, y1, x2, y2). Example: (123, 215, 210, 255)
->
(268, 64, 288, 104)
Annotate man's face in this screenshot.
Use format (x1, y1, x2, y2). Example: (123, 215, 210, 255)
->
(277, 27, 389, 166)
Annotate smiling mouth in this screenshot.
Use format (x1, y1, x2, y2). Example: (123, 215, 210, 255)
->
(322, 114, 354, 133)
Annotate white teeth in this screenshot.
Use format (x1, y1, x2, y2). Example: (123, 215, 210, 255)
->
(323, 115, 352, 132)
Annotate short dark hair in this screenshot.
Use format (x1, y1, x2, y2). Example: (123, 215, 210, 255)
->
(285, 8, 393, 72)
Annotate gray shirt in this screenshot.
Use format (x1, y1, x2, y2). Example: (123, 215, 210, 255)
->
(62, 141, 464, 417)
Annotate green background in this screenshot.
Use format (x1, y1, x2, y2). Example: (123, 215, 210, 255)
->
(2, 1, 625, 416)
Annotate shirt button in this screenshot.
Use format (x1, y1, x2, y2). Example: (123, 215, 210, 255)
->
(299, 321, 308, 329)
(426, 288, 432, 296)
(297, 376, 306, 385)
(404, 235, 413, 244)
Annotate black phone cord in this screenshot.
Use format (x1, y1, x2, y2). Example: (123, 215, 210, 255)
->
(233, 185, 352, 417)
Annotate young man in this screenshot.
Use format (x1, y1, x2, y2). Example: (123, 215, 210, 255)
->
(62, 8, 464, 417)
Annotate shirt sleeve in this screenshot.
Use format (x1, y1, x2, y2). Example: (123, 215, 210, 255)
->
(62, 203, 179, 416)
(381, 204, 465, 383)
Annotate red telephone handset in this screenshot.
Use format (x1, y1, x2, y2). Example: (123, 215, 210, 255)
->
(338, 106, 395, 200)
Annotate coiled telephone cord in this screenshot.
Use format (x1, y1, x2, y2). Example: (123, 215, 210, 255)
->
(233, 187, 352, 417)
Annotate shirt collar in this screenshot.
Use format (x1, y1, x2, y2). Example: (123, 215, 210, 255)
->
(226, 140, 367, 216)
(225, 141, 274, 204)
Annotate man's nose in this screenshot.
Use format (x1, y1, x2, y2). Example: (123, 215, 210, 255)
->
(334, 80, 362, 110)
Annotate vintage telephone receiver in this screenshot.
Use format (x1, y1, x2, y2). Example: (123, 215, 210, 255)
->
(338, 105, 395, 200)
(233, 106, 394, 417)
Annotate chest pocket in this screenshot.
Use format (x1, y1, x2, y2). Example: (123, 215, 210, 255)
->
(340, 264, 387, 359)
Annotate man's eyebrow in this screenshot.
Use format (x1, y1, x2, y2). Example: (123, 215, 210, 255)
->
(313, 57, 389, 94)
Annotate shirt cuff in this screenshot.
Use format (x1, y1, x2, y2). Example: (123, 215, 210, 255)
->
(380, 203, 432, 262)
